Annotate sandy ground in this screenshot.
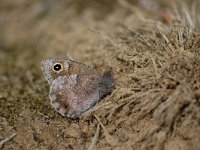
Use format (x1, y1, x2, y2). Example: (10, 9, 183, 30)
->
(0, 0, 200, 150)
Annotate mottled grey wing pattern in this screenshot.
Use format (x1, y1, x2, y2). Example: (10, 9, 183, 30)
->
(49, 73, 111, 119)
(41, 58, 98, 84)
(41, 58, 113, 119)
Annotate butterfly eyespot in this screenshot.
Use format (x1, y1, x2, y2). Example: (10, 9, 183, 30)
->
(53, 63, 63, 72)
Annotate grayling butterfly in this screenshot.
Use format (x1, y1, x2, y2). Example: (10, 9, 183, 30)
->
(41, 58, 112, 119)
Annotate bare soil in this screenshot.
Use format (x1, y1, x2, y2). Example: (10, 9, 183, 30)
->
(0, 0, 200, 150)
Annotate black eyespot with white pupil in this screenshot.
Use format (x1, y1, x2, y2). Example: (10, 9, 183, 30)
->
(53, 63, 62, 72)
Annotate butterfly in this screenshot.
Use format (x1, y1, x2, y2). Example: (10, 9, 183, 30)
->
(41, 58, 113, 119)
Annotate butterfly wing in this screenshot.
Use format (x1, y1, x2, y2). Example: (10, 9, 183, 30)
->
(41, 58, 98, 84)
(41, 58, 113, 118)
(49, 74, 102, 118)
(98, 71, 113, 98)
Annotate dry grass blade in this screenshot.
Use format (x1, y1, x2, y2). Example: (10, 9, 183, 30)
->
(0, 133, 17, 150)
(88, 123, 100, 150)
(94, 114, 118, 146)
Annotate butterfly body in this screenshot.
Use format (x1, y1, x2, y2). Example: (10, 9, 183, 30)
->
(41, 58, 112, 119)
